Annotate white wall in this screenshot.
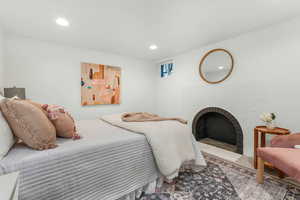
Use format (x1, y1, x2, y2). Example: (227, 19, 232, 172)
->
(0, 25, 4, 91)
(4, 35, 156, 120)
(4, 17, 300, 156)
(155, 17, 300, 156)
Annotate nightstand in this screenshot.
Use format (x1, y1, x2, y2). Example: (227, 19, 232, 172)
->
(0, 172, 19, 200)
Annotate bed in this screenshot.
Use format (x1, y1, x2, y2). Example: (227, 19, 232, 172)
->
(0, 120, 159, 200)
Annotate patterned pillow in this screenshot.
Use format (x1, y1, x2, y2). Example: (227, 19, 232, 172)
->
(42, 104, 80, 139)
(0, 98, 57, 150)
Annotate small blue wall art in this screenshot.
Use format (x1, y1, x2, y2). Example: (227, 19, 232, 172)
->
(160, 61, 174, 78)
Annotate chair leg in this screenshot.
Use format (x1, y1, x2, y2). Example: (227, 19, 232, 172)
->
(257, 157, 264, 184)
(278, 169, 285, 179)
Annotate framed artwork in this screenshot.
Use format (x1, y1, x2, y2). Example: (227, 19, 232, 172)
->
(81, 62, 121, 106)
(160, 60, 173, 78)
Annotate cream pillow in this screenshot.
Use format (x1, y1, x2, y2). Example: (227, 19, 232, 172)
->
(0, 95, 15, 160)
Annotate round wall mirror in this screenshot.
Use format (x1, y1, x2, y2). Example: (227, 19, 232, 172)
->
(199, 48, 234, 84)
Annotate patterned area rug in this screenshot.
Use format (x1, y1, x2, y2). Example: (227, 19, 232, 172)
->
(141, 153, 300, 200)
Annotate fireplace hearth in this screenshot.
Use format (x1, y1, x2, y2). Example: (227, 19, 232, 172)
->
(192, 107, 243, 154)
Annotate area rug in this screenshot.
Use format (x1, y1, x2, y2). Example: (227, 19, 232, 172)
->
(141, 153, 300, 200)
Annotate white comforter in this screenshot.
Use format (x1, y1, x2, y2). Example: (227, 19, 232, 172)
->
(0, 120, 159, 200)
(101, 114, 206, 179)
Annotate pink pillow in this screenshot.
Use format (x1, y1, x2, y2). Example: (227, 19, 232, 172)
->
(0, 99, 57, 150)
(42, 104, 80, 139)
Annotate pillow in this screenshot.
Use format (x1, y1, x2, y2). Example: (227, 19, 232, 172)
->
(0, 98, 57, 150)
(26, 100, 48, 115)
(42, 104, 80, 139)
(0, 95, 15, 159)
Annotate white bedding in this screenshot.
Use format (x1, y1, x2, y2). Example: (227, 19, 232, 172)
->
(0, 120, 159, 200)
(101, 113, 207, 180)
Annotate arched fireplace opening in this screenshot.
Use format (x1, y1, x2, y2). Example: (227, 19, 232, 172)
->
(192, 107, 243, 154)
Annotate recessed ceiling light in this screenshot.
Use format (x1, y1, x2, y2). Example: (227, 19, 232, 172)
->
(55, 17, 70, 27)
(218, 66, 224, 70)
(149, 44, 158, 50)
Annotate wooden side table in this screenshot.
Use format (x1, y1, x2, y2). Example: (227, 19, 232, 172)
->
(254, 126, 290, 171)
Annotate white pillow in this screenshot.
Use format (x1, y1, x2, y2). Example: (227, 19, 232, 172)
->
(0, 95, 15, 160)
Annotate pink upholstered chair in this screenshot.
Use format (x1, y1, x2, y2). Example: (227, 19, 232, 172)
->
(257, 133, 300, 183)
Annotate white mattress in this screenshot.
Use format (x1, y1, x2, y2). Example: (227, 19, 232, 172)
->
(0, 120, 158, 200)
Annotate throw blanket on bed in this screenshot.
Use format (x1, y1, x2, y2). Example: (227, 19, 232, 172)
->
(121, 112, 188, 124)
(101, 113, 206, 180)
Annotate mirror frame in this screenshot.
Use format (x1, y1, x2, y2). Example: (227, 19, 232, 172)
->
(199, 48, 234, 84)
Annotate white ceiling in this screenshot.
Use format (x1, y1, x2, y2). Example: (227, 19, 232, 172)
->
(0, 0, 300, 61)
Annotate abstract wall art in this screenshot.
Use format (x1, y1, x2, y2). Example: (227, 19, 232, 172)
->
(81, 62, 121, 106)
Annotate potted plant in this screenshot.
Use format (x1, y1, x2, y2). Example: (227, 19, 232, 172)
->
(260, 113, 276, 129)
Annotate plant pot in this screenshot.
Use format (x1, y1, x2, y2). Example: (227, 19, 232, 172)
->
(266, 121, 275, 129)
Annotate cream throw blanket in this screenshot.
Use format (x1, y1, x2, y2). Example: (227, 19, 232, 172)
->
(101, 113, 206, 180)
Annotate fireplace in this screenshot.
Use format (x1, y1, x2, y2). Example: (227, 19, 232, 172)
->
(192, 107, 243, 154)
